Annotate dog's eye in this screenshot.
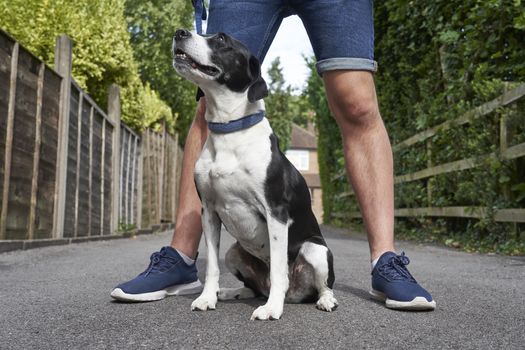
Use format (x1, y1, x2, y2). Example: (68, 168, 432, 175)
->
(217, 33, 225, 42)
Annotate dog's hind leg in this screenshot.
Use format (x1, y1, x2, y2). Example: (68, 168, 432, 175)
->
(299, 241, 338, 312)
(222, 242, 270, 300)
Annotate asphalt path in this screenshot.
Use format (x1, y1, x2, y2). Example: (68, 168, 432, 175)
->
(1, 226, 524, 349)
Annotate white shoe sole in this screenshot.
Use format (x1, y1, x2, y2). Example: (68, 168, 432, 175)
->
(111, 280, 203, 302)
(369, 289, 436, 310)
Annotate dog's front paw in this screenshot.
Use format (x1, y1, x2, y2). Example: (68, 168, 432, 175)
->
(191, 293, 218, 311)
(316, 293, 338, 312)
(250, 303, 283, 321)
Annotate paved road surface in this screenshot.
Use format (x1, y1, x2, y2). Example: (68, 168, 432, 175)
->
(1, 226, 524, 349)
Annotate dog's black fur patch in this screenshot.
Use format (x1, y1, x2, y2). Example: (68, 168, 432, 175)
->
(196, 33, 268, 102)
(264, 134, 328, 263)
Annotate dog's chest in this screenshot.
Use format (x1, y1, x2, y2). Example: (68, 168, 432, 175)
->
(195, 127, 273, 257)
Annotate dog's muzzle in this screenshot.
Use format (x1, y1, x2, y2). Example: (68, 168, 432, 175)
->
(172, 30, 220, 76)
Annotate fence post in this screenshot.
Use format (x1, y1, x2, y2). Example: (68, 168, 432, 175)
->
(108, 84, 121, 234)
(52, 34, 72, 239)
(499, 82, 519, 238)
(27, 63, 46, 240)
(426, 139, 433, 206)
(499, 83, 511, 154)
(0, 42, 19, 240)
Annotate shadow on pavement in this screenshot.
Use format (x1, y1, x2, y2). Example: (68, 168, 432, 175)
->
(333, 282, 383, 305)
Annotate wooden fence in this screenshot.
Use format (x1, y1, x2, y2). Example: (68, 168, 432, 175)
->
(141, 129, 182, 228)
(331, 83, 525, 224)
(0, 30, 182, 240)
(119, 123, 142, 229)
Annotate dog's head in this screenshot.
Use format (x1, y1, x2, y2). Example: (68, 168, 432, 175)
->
(172, 29, 268, 103)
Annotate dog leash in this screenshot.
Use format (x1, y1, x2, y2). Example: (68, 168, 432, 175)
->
(207, 111, 266, 134)
(192, 0, 207, 35)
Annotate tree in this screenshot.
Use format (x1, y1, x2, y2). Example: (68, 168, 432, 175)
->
(0, 0, 173, 132)
(124, 0, 196, 142)
(264, 57, 295, 150)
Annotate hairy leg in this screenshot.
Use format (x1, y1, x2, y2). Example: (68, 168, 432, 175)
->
(323, 71, 395, 261)
(169, 98, 208, 258)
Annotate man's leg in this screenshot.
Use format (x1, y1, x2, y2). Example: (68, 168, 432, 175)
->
(323, 70, 435, 310)
(110, 100, 207, 302)
(112, 0, 288, 302)
(322, 70, 394, 262)
(169, 99, 207, 258)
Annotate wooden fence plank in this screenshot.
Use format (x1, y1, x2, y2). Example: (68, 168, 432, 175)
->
(52, 35, 72, 239)
(103, 123, 112, 235)
(77, 97, 90, 236)
(0, 42, 18, 240)
(145, 131, 153, 228)
(125, 131, 132, 224)
(27, 62, 45, 240)
(136, 136, 143, 229)
(503, 142, 525, 160)
(90, 111, 102, 236)
(130, 135, 138, 225)
(395, 156, 482, 184)
(119, 129, 126, 222)
(100, 119, 106, 236)
(172, 135, 179, 221)
(394, 207, 487, 219)
(394, 139, 525, 185)
(73, 92, 83, 237)
(159, 129, 165, 222)
(87, 105, 94, 236)
(392, 83, 525, 152)
(344, 207, 525, 223)
(494, 209, 525, 223)
(108, 84, 120, 233)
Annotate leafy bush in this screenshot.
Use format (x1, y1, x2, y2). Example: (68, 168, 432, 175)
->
(124, 0, 195, 141)
(308, 0, 525, 255)
(0, 0, 175, 132)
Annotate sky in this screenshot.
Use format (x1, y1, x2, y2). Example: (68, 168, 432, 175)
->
(201, 15, 314, 91)
(260, 16, 314, 91)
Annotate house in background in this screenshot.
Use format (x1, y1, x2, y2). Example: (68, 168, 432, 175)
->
(285, 123, 324, 223)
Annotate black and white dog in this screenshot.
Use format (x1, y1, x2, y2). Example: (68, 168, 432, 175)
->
(172, 29, 337, 320)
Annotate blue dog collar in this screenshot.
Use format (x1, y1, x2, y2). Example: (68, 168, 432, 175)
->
(207, 111, 265, 134)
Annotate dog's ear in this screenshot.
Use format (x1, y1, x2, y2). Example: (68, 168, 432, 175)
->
(247, 55, 268, 103)
(248, 77, 268, 103)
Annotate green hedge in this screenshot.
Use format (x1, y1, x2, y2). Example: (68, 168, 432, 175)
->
(0, 0, 175, 132)
(310, 0, 525, 255)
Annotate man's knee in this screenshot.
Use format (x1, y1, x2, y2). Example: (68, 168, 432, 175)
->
(323, 71, 380, 130)
(334, 94, 379, 129)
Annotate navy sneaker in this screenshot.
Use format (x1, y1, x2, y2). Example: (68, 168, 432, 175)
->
(111, 246, 203, 302)
(370, 251, 436, 310)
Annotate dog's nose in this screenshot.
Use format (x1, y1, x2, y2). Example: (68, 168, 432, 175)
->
(174, 29, 191, 41)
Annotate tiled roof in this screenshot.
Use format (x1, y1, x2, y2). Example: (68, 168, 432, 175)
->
(302, 173, 321, 188)
(289, 124, 316, 150)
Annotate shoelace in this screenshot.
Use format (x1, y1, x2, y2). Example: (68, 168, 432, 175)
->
(144, 248, 178, 276)
(379, 252, 417, 282)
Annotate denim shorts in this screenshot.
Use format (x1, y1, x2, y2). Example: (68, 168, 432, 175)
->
(206, 0, 377, 75)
